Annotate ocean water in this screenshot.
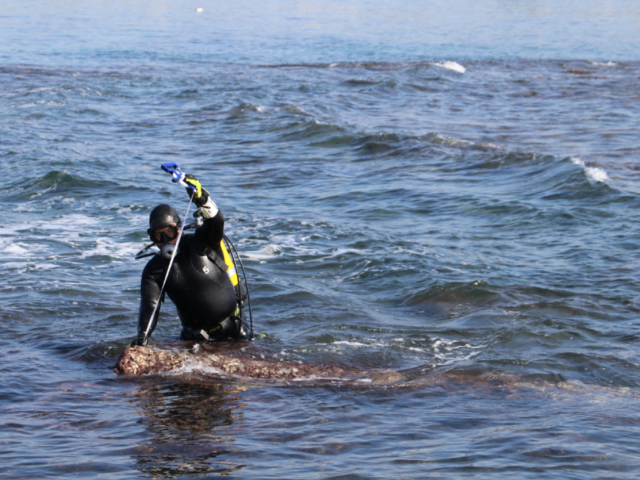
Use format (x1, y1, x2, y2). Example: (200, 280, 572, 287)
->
(2, 0, 640, 478)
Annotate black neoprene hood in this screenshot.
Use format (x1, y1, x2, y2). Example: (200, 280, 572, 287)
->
(149, 204, 182, 230)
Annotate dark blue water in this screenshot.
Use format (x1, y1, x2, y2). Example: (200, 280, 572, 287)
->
(2, 1, 640, 478)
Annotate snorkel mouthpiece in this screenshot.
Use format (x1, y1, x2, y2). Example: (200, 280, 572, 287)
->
(161, 244, 177, 259)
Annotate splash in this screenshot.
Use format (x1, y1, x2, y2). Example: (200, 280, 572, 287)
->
(571, 157, 608, 182)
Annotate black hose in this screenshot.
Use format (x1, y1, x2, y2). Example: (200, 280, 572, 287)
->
(135, 243, 156, 260)
(223, 234, 254, 341)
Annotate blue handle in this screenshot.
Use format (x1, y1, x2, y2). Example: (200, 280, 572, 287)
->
(160, 163, 196, 191)
(161, 162, 182, 181)
(161, 162, 179, 174)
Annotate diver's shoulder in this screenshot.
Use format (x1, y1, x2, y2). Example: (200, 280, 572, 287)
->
(143, 253, 163, 271)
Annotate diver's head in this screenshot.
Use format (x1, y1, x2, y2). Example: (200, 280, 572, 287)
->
(148, 204, 182, 246)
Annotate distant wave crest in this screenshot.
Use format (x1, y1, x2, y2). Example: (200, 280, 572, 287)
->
(431, 61, 466, 73)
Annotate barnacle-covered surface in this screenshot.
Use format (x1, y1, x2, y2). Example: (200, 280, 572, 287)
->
(114, 343, 405, 386)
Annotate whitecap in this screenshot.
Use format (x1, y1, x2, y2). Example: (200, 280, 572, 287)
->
(570, 157, 608, 183)
(427, 132, 473, 147)
(585, 167, 608, 182)
(431, 61, 466, 73)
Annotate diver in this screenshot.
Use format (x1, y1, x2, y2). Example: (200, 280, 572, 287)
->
(131, 173, 246, 346)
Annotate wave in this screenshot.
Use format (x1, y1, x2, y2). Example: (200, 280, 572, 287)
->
(276, 118, 353, 143)
(1, 170, 135, 203)
(404, 280, 503, 306)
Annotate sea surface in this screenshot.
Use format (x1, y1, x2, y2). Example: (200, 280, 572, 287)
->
(2, 1, 640, 478)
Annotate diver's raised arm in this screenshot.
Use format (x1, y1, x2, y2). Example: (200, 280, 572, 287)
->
(184, 174, 225, 248)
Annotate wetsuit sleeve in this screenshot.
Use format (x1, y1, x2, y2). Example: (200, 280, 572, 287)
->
(194, 196, 225, 252)
(137, 258, 164, 339)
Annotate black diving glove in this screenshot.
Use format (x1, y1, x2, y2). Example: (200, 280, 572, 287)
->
(184, 174, 210, 208)
(130, 335, 148, 347)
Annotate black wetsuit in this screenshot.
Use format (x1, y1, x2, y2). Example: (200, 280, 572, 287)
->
(137, 209, 239, 340)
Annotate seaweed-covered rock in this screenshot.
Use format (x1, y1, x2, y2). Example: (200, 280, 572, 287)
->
(114, 345, 187, 376)
(114, 343, 403, 384)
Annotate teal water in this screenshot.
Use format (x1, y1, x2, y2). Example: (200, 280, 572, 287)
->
(2, 1, 640, 478)
(3, 0, 640, 65)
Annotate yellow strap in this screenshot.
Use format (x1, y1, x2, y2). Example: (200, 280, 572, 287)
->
(220, 241, 239, 286)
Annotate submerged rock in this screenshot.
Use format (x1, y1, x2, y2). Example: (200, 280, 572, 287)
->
(114, 343, 404, 385)
(564, 69, 592, 75)
(113, 344, 636, 398)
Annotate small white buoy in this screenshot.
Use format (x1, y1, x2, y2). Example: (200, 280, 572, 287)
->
(196, 7, 203, 12)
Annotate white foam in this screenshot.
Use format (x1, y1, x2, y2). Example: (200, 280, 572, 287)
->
(39, 213, 101, 229)
(162, 354, 226, 377)
(431, 61, 466, 73)
(333, 341, 368, 347)
(292, 375, 343, 382)
(1, 243, 30, 255)
(30, 262, 59, 271)
(427, 337, 485, 367)
(570, 157, 608, 183)
(242, 244, 282, 260)
(80, 238, 140, 259)
(436, 350, 481, 365)
(585, 167, 608, 182)
(590, 61, 617, 66)
(324, 247, 371, 259)
(2, 262, 28, 270)
(0, 211, 146, 263)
